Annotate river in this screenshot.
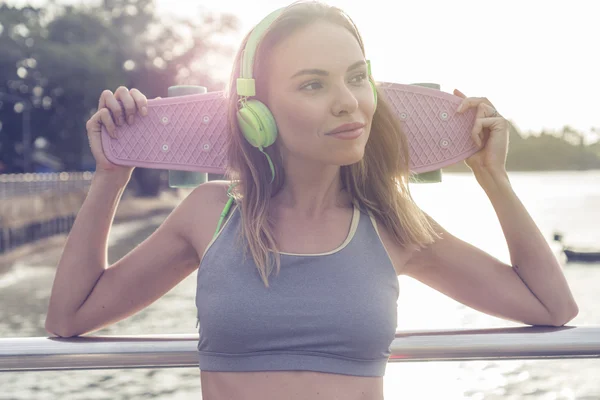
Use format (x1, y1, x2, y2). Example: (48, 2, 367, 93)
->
(1, 170, 599, 399)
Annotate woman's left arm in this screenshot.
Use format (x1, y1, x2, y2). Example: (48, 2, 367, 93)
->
(472, 165, 578, 325)
(402, 90, 579, 327)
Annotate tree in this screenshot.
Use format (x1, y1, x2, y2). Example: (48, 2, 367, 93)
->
(0, 1, 238, 183)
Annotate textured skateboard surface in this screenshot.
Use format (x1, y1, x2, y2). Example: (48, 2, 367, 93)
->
(101, 82, 478, 174)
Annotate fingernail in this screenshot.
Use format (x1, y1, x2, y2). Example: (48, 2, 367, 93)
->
(141, 106, 147, 116)
(456, 104, 463, 112)
(118, 117, 124, 126)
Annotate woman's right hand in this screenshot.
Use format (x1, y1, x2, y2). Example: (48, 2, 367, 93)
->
(86, 86, 151, 182)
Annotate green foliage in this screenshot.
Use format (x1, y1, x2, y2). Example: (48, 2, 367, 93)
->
(0, 1, 239, 171)
(443, 121, 600, 173)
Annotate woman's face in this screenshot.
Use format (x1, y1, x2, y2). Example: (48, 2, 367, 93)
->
(265, 20, 376, 167)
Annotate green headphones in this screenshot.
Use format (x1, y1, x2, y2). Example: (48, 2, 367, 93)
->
(236, 6, 378, 183)
(215, 7, 378, 239)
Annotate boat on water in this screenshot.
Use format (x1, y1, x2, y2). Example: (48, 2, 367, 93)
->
(553, 233, 600, 263)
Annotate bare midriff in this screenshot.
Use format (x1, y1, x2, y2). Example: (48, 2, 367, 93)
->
(200, 370, 384, 400)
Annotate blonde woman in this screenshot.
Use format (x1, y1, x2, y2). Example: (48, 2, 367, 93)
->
(46, 1, 578, 399)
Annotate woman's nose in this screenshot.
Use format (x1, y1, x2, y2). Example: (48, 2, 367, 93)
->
(331, 84, 359, 115)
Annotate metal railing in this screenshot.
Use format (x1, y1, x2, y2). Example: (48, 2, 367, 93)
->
(0, 172, 93, 199)
(1, 326, 599, 372)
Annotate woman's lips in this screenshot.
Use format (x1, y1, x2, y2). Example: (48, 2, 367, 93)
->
(327, 127, 364, 140)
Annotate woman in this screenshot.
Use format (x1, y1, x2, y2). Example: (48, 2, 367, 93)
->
(45, 1, 578, 399)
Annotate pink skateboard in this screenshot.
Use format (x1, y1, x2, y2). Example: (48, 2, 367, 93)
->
(100, 82, 478, 175)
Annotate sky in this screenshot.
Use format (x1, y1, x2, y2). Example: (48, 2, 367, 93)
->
(7, 0, 600, 142)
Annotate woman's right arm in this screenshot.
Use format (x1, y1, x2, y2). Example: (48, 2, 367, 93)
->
(45, 87, 227, 337)
(44, 170, 129, 336)
(45, 178, 216, 337)
(45, 176, 229, 337)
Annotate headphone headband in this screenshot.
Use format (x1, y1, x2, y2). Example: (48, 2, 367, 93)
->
(237, 7, 285, 97)
(236, 6, 375, 99)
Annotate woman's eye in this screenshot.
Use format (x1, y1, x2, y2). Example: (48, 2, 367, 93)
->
(351, 72, 367, 84)
(301, 81, 323, 91)
(300, 73, 367, 91)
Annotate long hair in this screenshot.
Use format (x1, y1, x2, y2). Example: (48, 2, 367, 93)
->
(223, 1, 440, 287)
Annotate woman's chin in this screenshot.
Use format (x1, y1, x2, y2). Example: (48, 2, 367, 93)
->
(328, 148, 366, 166)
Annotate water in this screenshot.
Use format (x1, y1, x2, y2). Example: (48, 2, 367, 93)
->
(1, 171, 599, 399)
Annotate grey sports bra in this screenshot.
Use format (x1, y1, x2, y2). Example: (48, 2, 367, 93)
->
(195, 202, 399, 377)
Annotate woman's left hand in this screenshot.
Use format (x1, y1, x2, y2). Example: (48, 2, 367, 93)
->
(454, 89, 509, 173)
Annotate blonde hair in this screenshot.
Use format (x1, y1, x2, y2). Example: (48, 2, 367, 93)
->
(223, 1, 439, 287)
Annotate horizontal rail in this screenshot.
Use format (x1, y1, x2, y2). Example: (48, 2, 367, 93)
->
(1, 326, 599, 372)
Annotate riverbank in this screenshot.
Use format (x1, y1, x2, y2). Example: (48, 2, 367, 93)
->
(0, 188, 187, 271)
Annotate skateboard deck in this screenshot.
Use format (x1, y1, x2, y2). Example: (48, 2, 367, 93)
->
(100, 82, 478, 176)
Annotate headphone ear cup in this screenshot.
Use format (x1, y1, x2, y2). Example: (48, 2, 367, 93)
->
(237, 106, 263, 148)
(237, 100, 278, 148)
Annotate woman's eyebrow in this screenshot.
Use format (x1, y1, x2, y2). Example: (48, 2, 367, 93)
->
(289, 60, 366, 79)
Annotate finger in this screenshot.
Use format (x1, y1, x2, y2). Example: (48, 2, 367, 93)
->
(98, 90, 109, 110)
(114, 86, 136, 125)
(471, 104, 502, 146)
(98, 89, 114, 111)
(470, 116, 482, 147)
(476, 102, 498, 119)
(129, 88, 148, 116)
(471, 118, 503, 146)
(98, 108, 117, 138)
(456, 96, 495, 113)
(103, 93, 125, 127)
(471, 119, 484, 147)
(453, 89, 467, 99)
(87, 109, 115, 139)
(471, 103, 492, 145)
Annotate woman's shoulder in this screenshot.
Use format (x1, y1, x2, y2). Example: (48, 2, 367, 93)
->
(188, 179, 234, 205)
(177, 180, 236, 253)
(361, 206, 421, 276)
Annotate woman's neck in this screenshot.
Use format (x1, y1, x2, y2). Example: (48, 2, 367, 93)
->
(272, 159, 352, 218)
